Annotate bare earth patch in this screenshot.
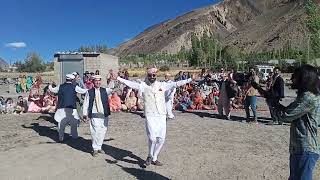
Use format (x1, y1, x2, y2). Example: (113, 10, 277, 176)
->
(0, 111, 319, 180)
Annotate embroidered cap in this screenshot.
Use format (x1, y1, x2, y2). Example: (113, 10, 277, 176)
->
(66, 74, 75, 80)
(93, 75, 102, 80)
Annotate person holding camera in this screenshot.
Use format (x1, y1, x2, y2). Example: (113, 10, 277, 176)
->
(271, 65, 320, 180)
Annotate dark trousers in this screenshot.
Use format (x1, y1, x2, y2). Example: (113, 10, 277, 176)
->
(267, 98, 280, 122)
(289, 151, 319, 180)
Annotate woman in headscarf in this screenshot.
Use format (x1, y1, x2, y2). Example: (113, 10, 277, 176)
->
(108, 91, 121, 112)
(42, 90, 57, 113)
(27, 86, 43, 113)
(26, 76, 33, 92)
(16, 76, 22, 93)
(21, 75, 27, 92)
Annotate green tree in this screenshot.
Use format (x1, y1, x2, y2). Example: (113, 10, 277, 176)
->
(305, 0, 320, 58)
(78, 44, 109, 53)
(17, 52, 46, 72)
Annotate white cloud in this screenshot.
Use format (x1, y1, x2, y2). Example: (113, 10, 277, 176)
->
(5, 42, 27, 48)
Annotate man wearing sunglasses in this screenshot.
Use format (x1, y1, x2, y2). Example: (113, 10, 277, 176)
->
(116, 68, 193, 166)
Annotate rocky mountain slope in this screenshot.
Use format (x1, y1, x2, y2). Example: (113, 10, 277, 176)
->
(113, 0, 308, 56)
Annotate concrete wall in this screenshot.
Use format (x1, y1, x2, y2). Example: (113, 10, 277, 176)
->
(99, 53, 119, 86)
(53, 57, 61, 83)
(54, 53, 119, 86)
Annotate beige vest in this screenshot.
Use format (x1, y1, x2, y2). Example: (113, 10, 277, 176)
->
(143, 81, 166, 115)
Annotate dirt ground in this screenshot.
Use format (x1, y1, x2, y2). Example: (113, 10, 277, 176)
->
(0, 108, 319, 180)
(0, 80, 319, 180)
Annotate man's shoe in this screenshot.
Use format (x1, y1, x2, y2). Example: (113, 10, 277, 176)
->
(249, 120, 259, 124)
(267, 121, 276, 125)
(92, 150, 99, 157)
(152, 160, 163, 166)
(226, 116, 231, 120)
(145, 156, 152, 166)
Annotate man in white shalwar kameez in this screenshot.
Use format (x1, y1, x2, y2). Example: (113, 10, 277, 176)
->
(116, 68, 193, 166)
(164, 73, 176, 119)
(82, 75, 112, 157)
(49, 74, 87, 142)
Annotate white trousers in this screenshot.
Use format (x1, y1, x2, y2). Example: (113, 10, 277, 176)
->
(90, 117, 109, 151)
(145, 114, 166, 161)
(58, 116, 79, 141)
(166, 98, 174, 118)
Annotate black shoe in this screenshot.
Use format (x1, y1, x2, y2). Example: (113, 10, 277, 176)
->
(145, 156, 152, 166)
(152, 160, 163, 166)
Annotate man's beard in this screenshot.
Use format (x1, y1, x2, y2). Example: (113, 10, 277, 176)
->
(148, 78, 156, 84)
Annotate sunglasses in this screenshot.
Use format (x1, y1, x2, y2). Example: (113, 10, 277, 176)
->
(148, 74, 157, 78)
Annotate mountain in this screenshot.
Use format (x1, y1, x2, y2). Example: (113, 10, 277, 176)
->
(112, 0, 309, 56)
(0, 58, 9, 69)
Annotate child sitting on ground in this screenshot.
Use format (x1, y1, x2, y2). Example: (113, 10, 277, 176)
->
(5, 98, 15, 114)
(15, 96, 28, 114)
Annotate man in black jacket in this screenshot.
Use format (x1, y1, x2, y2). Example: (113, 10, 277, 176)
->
(268, 67, 285, 125)
(83, 75, 112, 157)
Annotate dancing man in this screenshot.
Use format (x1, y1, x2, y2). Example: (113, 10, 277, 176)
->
(49, 74, 87, 142)
(116, 68, 193, 166)
(82, 75, 112, 157)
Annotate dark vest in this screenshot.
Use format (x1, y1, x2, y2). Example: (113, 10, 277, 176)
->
(88, 87, 110, 118)
(57, 83, 77, 109)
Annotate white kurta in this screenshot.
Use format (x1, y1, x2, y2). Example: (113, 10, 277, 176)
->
(82, 88, 112, 151)
(117, 77, 191, 161)
(49, 83, 87, 141)
(164, 80, 176, 119)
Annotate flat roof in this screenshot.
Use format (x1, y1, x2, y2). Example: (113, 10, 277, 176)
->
(54, 52, 100, 58)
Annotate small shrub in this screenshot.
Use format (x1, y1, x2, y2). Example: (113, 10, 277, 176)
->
(159, 65, 170, 71)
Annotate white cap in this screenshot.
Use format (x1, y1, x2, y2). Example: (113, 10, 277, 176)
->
(93, 75, 102, 80)
(66, 74, 75, 80)
(72, 72, 77, 76)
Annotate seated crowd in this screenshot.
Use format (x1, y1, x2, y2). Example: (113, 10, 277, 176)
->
(2, 68, 264, 115)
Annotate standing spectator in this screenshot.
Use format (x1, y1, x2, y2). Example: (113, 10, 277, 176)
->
(107, 69, 116, 89)
(268, 67, 285, 125)
(95, 70, 100, 75)
(216, 74, 236, 120)
(272, 65, 320, 180)
(21, 75, 27, 93)
(124, 70, 129, 80)
(175, 71, 183, 81)
(26, 76, 33, 92)
(84, 76, 94, 90)
(73, 72, 85, 88)
(243, 68, 260, 123)
(16, 76, 22, 93)
(199, 68, 207, 79)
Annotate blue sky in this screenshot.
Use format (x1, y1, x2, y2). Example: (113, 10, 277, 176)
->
(0, 0, 219, 63)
